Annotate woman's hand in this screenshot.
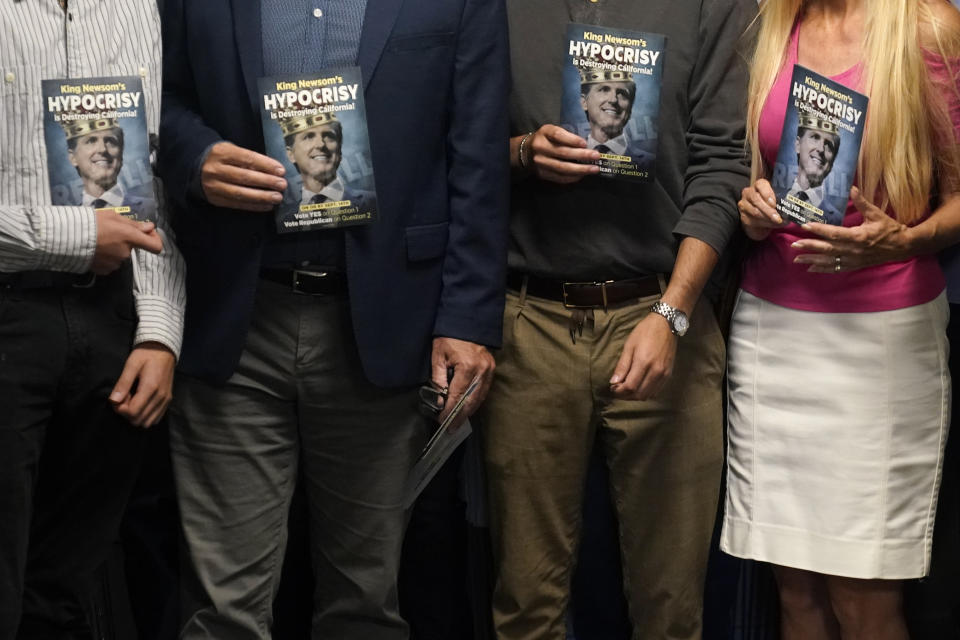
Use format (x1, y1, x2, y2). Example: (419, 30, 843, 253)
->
(792, 187, 912, 273)
(738, 178, 786, 241)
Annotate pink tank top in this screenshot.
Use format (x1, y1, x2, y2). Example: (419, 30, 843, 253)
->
(739, 26, 956, 312)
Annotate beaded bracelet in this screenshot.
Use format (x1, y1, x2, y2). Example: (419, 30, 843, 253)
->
(518, 131, 534, 169)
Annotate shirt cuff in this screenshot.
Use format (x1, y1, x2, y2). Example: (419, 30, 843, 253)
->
(33, 206, 96, 273)
(133, 294, 184, 361)
(188, 143, 218, 204)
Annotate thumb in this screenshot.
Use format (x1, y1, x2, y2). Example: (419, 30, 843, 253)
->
(130, 227, 164, 254)
(850, 186, 881, 220)
(110, 353, 142, 404)
(609, 347, 633, 385)
(431, 345, 450, 389)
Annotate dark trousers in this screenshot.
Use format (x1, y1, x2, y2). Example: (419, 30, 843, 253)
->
(399, 447, 474, 640)
(119, 421, 180, 640)
(0, 270, 144, 640)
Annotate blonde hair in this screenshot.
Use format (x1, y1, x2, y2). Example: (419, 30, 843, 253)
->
(747, 0, 960, 224)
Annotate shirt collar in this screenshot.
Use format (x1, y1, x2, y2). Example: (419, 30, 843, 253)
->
(82, 182, 124, 207)
(788, 180, 825, 207)
(301, 176, 345, 205)
(587, 133, 627, 156)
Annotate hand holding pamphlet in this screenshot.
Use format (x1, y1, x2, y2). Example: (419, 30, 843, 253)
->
(561, 24, 666, 182)
(771, 65, 868, 226)
(42, 76, 158, 222)
(402, 375, 482, 509)
(256, 66, 378, 233)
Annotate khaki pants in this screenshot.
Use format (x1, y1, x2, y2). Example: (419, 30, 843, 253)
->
(482, 286, 725, 640)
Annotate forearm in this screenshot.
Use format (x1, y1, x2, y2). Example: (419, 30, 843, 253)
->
(677, 0, 753, 254)
(158, 0, 223, 210)
(904, 193, 960, 256)
(0, 204, 96, 273)
(130, 199, 185, 359)
(660, 236, 719, 315)
(435, 0, 510, 348)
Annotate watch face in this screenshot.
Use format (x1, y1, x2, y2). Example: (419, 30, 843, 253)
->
(674, 312, 690, 336)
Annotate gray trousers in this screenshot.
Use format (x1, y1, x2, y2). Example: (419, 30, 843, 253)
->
(169, 279, 427, 640)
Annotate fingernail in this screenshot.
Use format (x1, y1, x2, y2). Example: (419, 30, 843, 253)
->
(271, 192, 283, 202)
(276, 181, 286, 190)
(610, 375, 621, 384)
(768, 197, 776, 205)
(791, 241, 801, 248)
(109, 391, 123, 402)
(274, 167, 286, 176)
(801, 223, 811, 230)
(773, 215, 782, 224)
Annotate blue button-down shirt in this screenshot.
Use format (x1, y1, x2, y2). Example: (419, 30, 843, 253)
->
(261, 0, 367, 269)
(262, 0, 366, 75)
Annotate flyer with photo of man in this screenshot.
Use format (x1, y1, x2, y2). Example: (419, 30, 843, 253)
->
(561, 24, 666, 182)
(257, 66, 378, 234)
(772, 65, 868, 226)
(42, 76, 157, 222)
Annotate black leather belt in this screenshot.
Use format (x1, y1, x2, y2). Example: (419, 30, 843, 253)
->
(0, 271, 97, 290)
(507, 271, 661, 308)
(260, 268, 348, 296)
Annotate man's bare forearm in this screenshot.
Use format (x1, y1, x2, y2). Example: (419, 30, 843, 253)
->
(659, 236, 719, 315)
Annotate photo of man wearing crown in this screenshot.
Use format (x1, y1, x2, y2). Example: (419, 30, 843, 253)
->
(269, 106, 377, 230)
(786, 114, 844, 225)
(282, 111, 371, 207)
(45, 106, 157, 222)
(561, 26, 666, 183)
(579, 68, 654, 170)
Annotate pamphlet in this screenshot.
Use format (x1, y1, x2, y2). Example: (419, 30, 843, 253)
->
(403, 376, 481, 509)
(42, 76, 157, 221)
(561, 24, 666, 182)
(257, 66, 378, 233)
(771, 65, 868, 225)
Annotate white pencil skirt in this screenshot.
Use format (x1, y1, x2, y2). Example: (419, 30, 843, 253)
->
(720, 290, 951, 579)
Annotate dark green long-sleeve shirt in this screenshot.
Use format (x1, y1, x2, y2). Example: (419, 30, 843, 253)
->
(507, 0, 755, 292)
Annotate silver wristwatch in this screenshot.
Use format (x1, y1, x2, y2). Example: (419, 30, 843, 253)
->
(651, 301, 689, 337)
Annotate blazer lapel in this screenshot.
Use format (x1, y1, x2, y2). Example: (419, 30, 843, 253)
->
(358, 0, 404, 87)
(230, 0, 264, 113)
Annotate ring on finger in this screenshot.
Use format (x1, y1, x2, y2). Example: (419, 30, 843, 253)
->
(834, 256, 842, 272)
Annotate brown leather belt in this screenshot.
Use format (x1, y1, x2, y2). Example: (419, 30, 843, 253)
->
(507, 271, 661, 309)
(260, 268, 348, 296)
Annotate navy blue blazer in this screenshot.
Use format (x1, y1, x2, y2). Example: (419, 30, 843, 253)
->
(159, 0, 510, 386)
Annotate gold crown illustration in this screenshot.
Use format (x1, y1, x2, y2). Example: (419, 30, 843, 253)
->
(798, 115, 839, 136)
(277, 111, 338, 138)
(578, 68, 635, 85)
(60, 116, 119, 140)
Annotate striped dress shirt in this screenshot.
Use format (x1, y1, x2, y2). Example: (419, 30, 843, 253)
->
(0, 0, 185, 357)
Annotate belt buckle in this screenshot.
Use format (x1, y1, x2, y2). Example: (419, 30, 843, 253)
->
(562, 280, 613, 310)
(72, 273, 97, 289)
(291, 269, 327, 295)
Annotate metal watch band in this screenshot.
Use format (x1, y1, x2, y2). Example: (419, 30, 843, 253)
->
(651, 300, 687, 336)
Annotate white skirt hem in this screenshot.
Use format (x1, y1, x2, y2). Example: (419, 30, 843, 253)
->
(720, 515, 930, 580)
